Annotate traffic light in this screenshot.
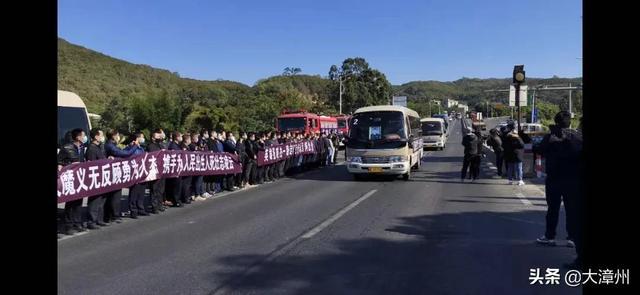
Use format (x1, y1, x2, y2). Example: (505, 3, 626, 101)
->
(513, 65, 525, 84)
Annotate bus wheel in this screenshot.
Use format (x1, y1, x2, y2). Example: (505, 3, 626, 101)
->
(353, 174, 363, 181)
(402, 170, 410, 181)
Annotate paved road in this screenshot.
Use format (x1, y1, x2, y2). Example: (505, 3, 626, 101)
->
(58, 118, 578, 295)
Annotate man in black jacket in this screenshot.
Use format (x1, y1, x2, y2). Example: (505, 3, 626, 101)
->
(85, 128, 110, 229)
(57, 128, 87, 235)
(180, 133, 194, 202)
(246, 133, 259, 185)
(487, 128, 504, 176)
(536, 112, 583, 268)
(166, 131, 184, 207)
(223, 132, 238, 191)
(461, 125, 480, 181)
(147, 129, 166, 213)
(236, 132, 248, 188)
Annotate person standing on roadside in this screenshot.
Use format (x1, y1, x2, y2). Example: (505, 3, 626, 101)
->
(124, 132, 148, 219)
(84, 128, 109, 230)
(147, 129, 167, 213)
(487, 128, 504, 176)
(461, 125, 480, 182)
(504, 128, 525, 185)
(58, 128, 88, 235)
(104, 129, 137, 223)
(166, 131, 184, 207)
(536, 111, 583, 268)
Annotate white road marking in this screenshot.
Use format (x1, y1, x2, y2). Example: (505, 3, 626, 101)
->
(211, 188, 379, 294)
(515, 192, 533, 206)
(301, 189, 378, 239)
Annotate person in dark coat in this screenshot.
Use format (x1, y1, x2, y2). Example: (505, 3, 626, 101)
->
(486, 128, 504, 176)
(536, 111, 583, 269)
(246, 133, 259, 185)
(124, 132, 147, 218)
(461, 125, 480, 181)
(166, 131, 185, 207)
(84, 128, 110, 229)
(504, 128, 525, 185)
(58, 128, 87, 235)
(104, 129, 137, 223)
(147, 129, 167, 213)
(236, 132, 249, 188)
(180, 133, 194, 202)
(223, 132, 239, 191)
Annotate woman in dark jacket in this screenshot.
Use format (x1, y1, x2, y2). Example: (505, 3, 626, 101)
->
(504, 130, 525, 185)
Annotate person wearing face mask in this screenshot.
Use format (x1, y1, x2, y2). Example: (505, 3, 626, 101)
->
(223, 132, 239, 191)
(104, 129, 137, 223)
(147, 128, 167, 213)
(209, 131, 225, 193)
(166, 131, 185, 207)
(180, 133, 194, 203)
(245, 132, 258, 185)
(58, 128, 88, 235)
(124, 132, 148, 218)
(205, 130, 220, 195)
(236, 132, 248, 188)
(84, 128, 110, 229)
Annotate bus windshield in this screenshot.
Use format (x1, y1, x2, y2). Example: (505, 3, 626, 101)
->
(58, 106, 90, 147)
(421, 121, 443, 135)
(278, 117, 306, 131)
(347, 111, 407, 149)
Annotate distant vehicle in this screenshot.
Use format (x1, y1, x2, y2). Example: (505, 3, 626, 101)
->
(345, 105, 423, 181)
(521, 123, 547, 136)
(276, 110, 338, 134)
(431, 114, 449, 131)
(58, 90, 91, 149)
(420, 118, 446, 150)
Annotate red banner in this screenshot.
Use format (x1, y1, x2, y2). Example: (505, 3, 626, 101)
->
(57, 150, 241, 203)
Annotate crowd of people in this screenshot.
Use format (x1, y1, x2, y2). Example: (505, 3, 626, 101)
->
(57, 127, 343, 236)
(461, 111, 584, 268)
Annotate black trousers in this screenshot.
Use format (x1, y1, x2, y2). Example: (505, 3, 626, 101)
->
(461, 154, 472, 180)
(104, 190, 123, 222)
(544, 178, 579, 240)
(494, 151, 504, 175)
(470, 155, 481, 179)
(181, 176, 193, 201)
(87, 194, 106, 225)
(166, 177, 182, 205)
(128, 183, 147, 216)
(64, 198, 84, 228)
(248, 160, 257, 184)
(150, 178, 165, 211)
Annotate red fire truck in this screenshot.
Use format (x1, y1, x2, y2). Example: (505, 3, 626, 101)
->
(276, 110, 338, 134)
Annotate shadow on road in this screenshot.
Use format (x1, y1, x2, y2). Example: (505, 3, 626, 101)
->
(209, 210, 579, 295)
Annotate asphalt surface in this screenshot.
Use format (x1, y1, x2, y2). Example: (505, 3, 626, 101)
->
(58, 118, 579, 295)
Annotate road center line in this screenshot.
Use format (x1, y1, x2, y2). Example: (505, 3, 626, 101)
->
(515, 192, 533, 206)
(301, 189, 378, 239)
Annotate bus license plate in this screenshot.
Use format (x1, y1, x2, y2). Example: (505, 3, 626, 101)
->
(368, 167, 383, 173)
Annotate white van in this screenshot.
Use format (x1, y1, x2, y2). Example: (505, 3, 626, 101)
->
(58, 90, 91, 148)
(420, 118, 446, 150)
(345, 105, 423, 181)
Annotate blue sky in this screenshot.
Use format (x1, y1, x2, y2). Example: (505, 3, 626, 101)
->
(58, 0, 582, 85)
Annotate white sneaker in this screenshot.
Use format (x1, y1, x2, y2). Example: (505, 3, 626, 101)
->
(518, 180, 525, 186)
(536, 236, 556, 246)
(566, 239, 575, 248)
(202, 192, 212, 198)
(508, 180, 513, 185)
(195, 196, 207, 201)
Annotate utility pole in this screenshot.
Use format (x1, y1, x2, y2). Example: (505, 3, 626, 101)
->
(531, 89, 536, 123)
(339, 75, 343, 115)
